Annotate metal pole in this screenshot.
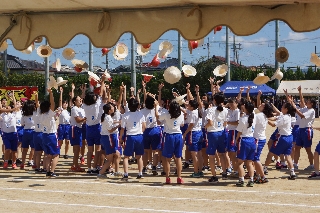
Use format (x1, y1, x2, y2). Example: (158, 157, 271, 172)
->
(89, 41, 93, 71)
(131, 34, 136, 95)
(105, 53, 109, 70)
(233, 34, 236, 62)
(4, 49, 7, 77)
(178, 33, 182, 70)
(315, 46, 317, 72)
(207, 37, 210, 60)
(44, 39, 49, 96)
(275, 20, 280, 88)
(226, 27, 231, 81)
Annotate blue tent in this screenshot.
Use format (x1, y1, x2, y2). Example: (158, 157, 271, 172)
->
(214, 81, 275, 97)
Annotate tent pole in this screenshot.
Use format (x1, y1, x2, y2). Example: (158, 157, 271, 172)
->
(275, 20, 280, 89)
(44, 39, 49, 96)
(226, 27, 230, 82)
(89, 41, 93, 71)
(131, 34, 136, 95)
(178, 33, 182, 70)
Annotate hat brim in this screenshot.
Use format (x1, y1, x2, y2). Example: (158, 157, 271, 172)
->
(57, 80, 68, 86)
(253, 76, 270, 85)
(88, 71, 100, 82)
(37, 46, 52, 58)
(62, 48, 76, 60)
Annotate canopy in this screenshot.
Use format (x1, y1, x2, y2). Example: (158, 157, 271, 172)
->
(219, 81, 275, 97)
(276, 80, 320, 96)
(1, 1, 320, 50)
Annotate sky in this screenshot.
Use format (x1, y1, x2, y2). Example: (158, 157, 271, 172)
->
(3, 20, 320, 70)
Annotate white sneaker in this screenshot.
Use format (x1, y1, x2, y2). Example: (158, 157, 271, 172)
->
(157, 164, 162, 169)
(147, 163, 152, 170)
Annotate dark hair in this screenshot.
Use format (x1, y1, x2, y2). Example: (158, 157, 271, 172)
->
(83, 92, 97, 106)
(202, 101, 209, 110)
(22, 100, 35, 116)
(214, 92, 225, 112)
(169, 101, 181, 119)
(262, 102, 274, 118)
(283, 102, 296, 117)
(128, 98, 139, 112)
(244, 101, 254, 128)
(40, 101, 50, 114)
(145, 96, 155, 110)
(62, 99, 68, 105)
(189, 99, 202, 118)
(228, 97, 237, 104)
(101, 103, 112, 123)
(310, 99, 316, 108)
(72, 96, 79, 105)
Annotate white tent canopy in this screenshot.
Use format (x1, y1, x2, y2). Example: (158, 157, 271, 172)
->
(0, 1, 320, 50)
(276, 80, 320, 96)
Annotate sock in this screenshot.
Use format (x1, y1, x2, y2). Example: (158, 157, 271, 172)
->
(138, 172, 142, 176)
(124, 172, 128, 176)
(240, 177, 244, 181)
(291, 168, 295, 175)
(281, 161, 286, 166)
(250, 177, 254, 181)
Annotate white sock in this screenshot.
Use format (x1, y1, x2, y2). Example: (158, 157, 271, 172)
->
(138, 172, 142, 175)
(291, 168, 295, 175)
(240, 177, 244, 181)
(281, 161, 286, 166)
(124, 173, 128, 176)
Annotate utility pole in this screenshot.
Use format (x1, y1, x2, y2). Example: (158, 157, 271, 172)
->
(226, 27, 231, 82)
(275, 20, 280, 88)
(178, 33, 182, 70)
(131, 34, 136, 95)
(231, 34, 242, 64)
(207, 37, 210, 60)
(89, 41, 93, 71)
(4, 48, 7, 77)
(44, 39, 49, 96)
(105, 53, 109, 70)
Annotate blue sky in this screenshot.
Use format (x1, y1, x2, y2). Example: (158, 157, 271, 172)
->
(4, 20, 320, 70)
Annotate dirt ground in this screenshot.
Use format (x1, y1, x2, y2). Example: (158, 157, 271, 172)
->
(1, 120, 320, 213)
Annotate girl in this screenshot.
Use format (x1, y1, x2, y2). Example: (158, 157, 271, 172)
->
(57, 87, 71, 159)
(309, 129, 320, 178)
(264, 102, 296, 180)
(69, 95, 86, 172)
(20, 100, 35, 169)
(97, 103, 121, 178)
(205, 92, 228, 182)
(14, 100, 24, 166)
(235, 101, 256, 187)
(155, 100, 184, 184)
(40, 88, 59, 177)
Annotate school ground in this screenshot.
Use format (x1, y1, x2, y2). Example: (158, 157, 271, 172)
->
(0, 121, 320, 213)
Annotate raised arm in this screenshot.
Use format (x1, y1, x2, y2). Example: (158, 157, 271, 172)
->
(48, 88, 55, 112)
(257, 90, 262, 107)
(237, 87, 244, 103)
(271, 103, 280, 116)
(297, 86, 305, 108)
(59, 87, 63, 108)
(246, 86, 251, 102)
(158, 83, 164, 105)
(117, 86, 123, 110)
(195, 85, 202, 110)
(186, 83, 194, 101)
(80, 84, 86, 99)
(136, 88, 141, 104)
(122, 82, 127, 106)
(142, 81, 147, 103)
(130, 87, 135, 98)
(69, 83, 75, 106)
(34, 91, 40, 108)
(99, 74, 107, 97)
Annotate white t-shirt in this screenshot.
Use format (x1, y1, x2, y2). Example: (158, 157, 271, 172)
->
(253, 112, 267, 140)
(187, 109, 202, 131)
(82, 97, 102, 126)
(236, 115, 256, 137)
(1, 113, 16, 133)
(101, 114, 114, 135)
(58, 108, 71, 125)
(70, 106, 86, 128)
(110, 110, 121, 134)
(140, 107, 159, 129)
(14, 110, 22, 127)
(33, 108, 42, 132)
(226, 108, 240, 131)
(206, 107, 228, 132)
(299, 107, 315, 128)
(294, 106, 300, 126)
(21, 115, 35, 130)
(121, 111, 145, 135)
(275, 113, 292, 136)
(159, 111, 184, 134)
(158, 108, 168, 132)
(40, 110, 57, 134)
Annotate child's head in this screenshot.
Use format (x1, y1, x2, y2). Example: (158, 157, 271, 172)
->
(22, 100, 35, 116)
(40, 101, 51, 114)
(128, 98, 139, 112)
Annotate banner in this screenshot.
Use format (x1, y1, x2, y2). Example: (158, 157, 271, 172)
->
(0, 86, 38, 103)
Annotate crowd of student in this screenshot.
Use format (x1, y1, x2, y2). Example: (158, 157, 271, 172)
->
(1, 74, 320, 186)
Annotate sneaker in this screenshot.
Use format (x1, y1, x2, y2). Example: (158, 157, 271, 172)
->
(157, 164, 162, 169)
(46, 172, 51, 177)
(281, 165, 288, 169)
(147, 163, 152, 170)
(183, 162, 190, 169)
(142, 168, 147, 174)
(80, 157, 85, 165)
(41, 169, 47, 174)
(236, 180, 245, 187)
(165, 177, 171, 184)
(16, 159, 22, 165)
(208, 176, 219, 183)
(304, 165, 314, 171)
(244, 172, 250, 179)
(263, 167, 268, 175)
(63, 155, 68, 159)
(190, 172, 200, 178)
(222, 173, 228, 180)
(152, 166, 158, 176)
(293, 164, 299, 170)
(161, 171, 166, 176)
(91, 169, 99, 174)
(136, 175, 144, 179)
(8, 160, 12, 165)
(86, 170, 93, 175)
(275, 162, 282, 169)
(288, 174, 296, 180)
(50, 173, 59, 178)
(247, 180, 254, 187)
(230, 172, 239, 178)
(3, 161, 8, 169)
(202, 166, 209, 171)
(122, 175, 129, 181)
(97, 174, 108, 179)
(308, 172, 320, 179)
(27, 161, 34, 166)
(199, 171, 204, 177)
(177, 177, 184, 184)
(114, 172, 123, 177)
(256, 178, 269, 184)
(226, 168, 232, 174)
(20, 164, 25, 169)
(35, 168, 42, 173)
(12, 163, 17, 169)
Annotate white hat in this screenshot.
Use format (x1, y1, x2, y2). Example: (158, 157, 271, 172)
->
(137, 44, 150, 56)
(71, 59, 88, 69)
(56, 77, 68, 86)
(310, 53, 320, 66)
(159, 41, 173, 57)
(0, 41, 8, 52)
(37, 45, 52, 57)
(213, 64, 228, 77)
(182, 65, 197, 77)
(21, 43, 35, 54)
(270, 68, 283, 81)
(104, 69, 111, 79)
(253, 73, 270, 85)
(173, 94, 187, 106)
(114, 43, 128, 60)
(163, 66, 181, 84)
(62, 48, 75, 60)
(47, 76, 58, 90)
(52, 58, 61, 71)
(88, 71, 100, 82)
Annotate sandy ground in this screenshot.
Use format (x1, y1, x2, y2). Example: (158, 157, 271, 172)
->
(0, 120, 320, 213)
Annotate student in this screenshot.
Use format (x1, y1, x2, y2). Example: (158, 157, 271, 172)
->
(119, 98, 146, 180)
(155, 100, 184, 184)
(40, 88, 59, 177)
(57, 87, 71, 159)
(14, 100, 23, 165)
(235, 101, 256, 187)
(308, 130, 320, 178)
(205, 92, 228, 182)
(20, 100, 36, 169)
(264, 102, 297, 180)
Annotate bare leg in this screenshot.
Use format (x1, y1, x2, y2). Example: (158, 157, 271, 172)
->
(175, 157, 182, 178)
(50, 155, 59, 172)
(294, 145, 302, 165)
(64, 140, 70, 156)
(136, 155, 143, 173)
(305, 147, 314, 166)
(208, 155, 216, 176)
(87, 146, 93, 169)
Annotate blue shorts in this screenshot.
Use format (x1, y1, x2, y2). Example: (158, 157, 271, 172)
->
(2, 132, 18, 151)
(162, 133, 183, 158)
(123, 134, 144, 156)
(69, 126, 82, 146)
(82, 123, 87, 140)
(101, 134, 119, 155)
(22, 129, 35, 149)
(187, 131, 203, 152)
(270, 128, 279, 141)
(42, 133, 60, 155)
(160, 131, 166, 151)
(202, 128, 208, 149)
(253, 139, 266, 162)
(292, 125, 299, 143)
(226, 130, 237, 152)
(315, 142, 320, 154)
(296, 128, 313, 148)
(57, 124, 70, 140)
(17, 126, 24, 142)
(206, 130, 226, 155)
(270, 135, 293, 156)
(86, 124, 101, 146)
(33, 132, 44, 151)
(121, 128, 127, 141)
(181, 124, 188, 134)
(143, 127, 161, 150)
(237, 137, 256, 161)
